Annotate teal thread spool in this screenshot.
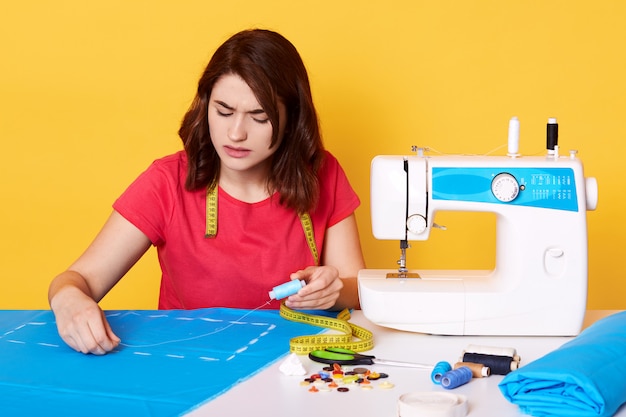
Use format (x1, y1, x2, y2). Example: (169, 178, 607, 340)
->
(269, 280, 305, 300)
(431, 361, 452, 384)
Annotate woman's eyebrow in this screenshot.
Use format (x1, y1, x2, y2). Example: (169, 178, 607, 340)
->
(213, 100, 265, 114)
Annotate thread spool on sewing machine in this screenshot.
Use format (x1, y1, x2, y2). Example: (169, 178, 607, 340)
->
(357, 117, 598, 336)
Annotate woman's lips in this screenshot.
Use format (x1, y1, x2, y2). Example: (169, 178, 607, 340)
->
(223, 146, 251, 158)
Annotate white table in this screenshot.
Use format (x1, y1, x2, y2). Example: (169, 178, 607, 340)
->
(187, 310, 625, 417)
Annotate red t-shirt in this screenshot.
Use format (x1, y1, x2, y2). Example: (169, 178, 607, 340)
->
(113, 150, 360, 310)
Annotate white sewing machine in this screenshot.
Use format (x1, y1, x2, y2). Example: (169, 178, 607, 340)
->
(358, 118, 598, 336)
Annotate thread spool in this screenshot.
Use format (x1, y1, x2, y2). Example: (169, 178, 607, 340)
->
(441, 367, 473, 390)
(463, 344, 520, 363)
(462, 352, 519, 375)
(454, 362, 490, 378)
(507, 116, 520, 157)
(431, 361, 452, 384)
(268, 280, 305, 300)
(547, 117, 558, 155)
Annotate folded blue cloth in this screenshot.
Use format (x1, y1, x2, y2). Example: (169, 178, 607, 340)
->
(499, 311, 626, 417)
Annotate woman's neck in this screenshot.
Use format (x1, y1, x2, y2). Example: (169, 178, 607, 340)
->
(218, 169, 273, 203)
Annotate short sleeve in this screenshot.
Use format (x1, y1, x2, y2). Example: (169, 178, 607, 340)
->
(112, 153, 186, 246)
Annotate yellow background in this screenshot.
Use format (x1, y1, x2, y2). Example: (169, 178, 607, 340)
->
(1, 1, 623, 310)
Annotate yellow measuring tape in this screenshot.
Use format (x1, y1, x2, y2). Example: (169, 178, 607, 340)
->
(298, 212, 319, 267)
(205, 186, 218, 238)
(279, 303, 374, 354)
(205, 185, 373, 353)
(205, 186, 318, 265)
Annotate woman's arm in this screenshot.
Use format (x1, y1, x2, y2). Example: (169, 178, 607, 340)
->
(48, 210, 151, 354)
(287, 213, 365, 310)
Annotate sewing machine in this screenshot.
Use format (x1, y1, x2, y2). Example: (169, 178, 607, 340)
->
(358, 118, 598, 336)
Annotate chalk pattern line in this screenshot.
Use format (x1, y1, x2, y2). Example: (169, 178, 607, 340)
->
(1, 310, 276, 362)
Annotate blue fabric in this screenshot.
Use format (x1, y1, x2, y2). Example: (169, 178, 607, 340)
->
(0, 309, 324, 416)
(499, 311, 626, 417)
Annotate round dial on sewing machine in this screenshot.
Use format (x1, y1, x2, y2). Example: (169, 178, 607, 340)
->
(407, 214, 427, 234)
(491, 173, 520, 202)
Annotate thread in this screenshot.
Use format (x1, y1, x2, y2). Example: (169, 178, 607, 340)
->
(462, 352, 519, 375)
(431, 361, 452, 384)
(507, 116, 520, 157)
(441, 367, 473, 390)
(454, 362, 490, 378)
(547, 117, 558, 154)
(269, 280, 305, 300)
(120, 300, 271, 348)
(463, 344, 520, 362)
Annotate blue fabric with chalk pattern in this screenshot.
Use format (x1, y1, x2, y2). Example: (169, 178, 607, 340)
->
(0, 308, 326, 417)
(499, 311, 626, 417)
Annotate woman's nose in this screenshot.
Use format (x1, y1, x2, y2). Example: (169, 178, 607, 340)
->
(228, 117, 247, 141)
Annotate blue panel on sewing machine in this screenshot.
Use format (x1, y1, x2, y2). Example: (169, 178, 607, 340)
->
(432, 167, 578, 211)
(0, 309, 323, 416)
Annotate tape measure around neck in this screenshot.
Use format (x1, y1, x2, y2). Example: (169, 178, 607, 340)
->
(205, 186, 319, 266)
(205, 186, 218, 238)
(298, 212, 319, 266)
(279, 302, 374, 354)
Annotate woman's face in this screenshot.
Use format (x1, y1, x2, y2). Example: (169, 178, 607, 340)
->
(208, 73, 286, 178)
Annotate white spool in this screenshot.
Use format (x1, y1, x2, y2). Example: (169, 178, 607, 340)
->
(507, 116, 520, 157)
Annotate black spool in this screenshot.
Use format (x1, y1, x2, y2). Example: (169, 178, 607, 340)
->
(462, 352, 517, 375)
(547, 120, 558, 151)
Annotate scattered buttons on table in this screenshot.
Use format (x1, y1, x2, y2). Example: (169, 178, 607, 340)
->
(300, 363, 394, 394)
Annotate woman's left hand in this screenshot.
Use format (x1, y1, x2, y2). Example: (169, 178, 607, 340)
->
(284, 266, 343, 310)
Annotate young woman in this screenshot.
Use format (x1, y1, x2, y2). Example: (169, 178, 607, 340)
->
(48, 29, 365, 355)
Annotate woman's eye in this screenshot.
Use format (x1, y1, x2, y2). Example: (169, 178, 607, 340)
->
(216, 109, 232, 117)
(253, 117, 270, 124)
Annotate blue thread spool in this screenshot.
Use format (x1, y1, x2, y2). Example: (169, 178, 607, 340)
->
(269, 280, 306, 300)
(441, 366, 473, 390)
(462, 352, 518, 375)
(431, 361, 452, 384)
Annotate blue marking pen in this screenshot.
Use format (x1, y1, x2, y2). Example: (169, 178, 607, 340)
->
(269, 280, 306, 300)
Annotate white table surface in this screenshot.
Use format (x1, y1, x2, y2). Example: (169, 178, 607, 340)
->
(187, 310, 625, 417)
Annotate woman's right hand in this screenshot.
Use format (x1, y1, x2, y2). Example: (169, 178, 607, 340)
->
(48, 211, 152, 354)
(50, 284, 120, 355)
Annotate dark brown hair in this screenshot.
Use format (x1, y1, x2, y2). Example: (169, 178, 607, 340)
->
(178, 29, 324, 213)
